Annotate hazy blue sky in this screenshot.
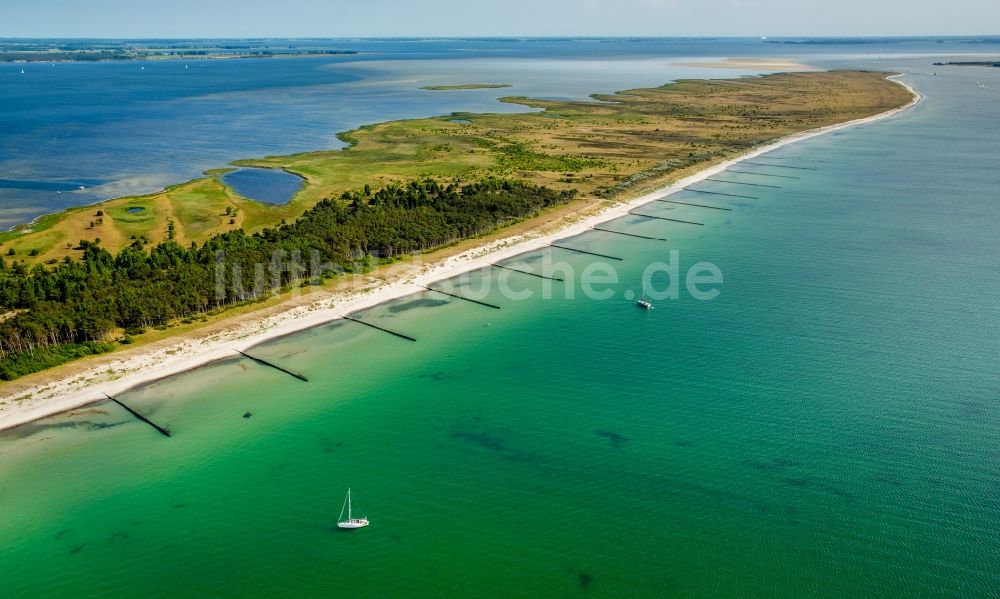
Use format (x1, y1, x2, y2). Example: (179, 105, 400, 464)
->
(2, 0, 997, 38)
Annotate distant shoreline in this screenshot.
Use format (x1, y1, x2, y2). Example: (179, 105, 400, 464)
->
(2, 50, 360, 63)
(0, 74, 921, 432)
(932, 60, 1000, 67)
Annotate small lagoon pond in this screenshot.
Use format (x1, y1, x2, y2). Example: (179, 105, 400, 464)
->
(221, 167, 303, 205)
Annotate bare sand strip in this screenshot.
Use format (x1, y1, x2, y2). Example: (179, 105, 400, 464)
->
(0, 76, 921, 432)
(672, 57, 817, 71)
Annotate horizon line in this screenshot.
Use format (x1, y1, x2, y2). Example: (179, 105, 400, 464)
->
(2, 34, 1000, 41)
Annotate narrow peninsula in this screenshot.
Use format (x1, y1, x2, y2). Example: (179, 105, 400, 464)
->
(0, 70, 913, 389)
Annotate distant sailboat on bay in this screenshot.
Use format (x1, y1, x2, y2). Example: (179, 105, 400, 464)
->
(337, 488, 369, 529)
(636, 283, 653, 310)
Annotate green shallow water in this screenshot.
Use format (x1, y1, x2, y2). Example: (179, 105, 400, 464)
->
(2, 69, 1000, 597)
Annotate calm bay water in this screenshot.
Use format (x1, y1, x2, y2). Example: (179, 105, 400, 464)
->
(2, 37, 996, 229)
(1, 42, 1000, 597)
(221, 168, 303, 204)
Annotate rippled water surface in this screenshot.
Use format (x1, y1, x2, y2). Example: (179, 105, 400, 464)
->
(1, 41, 1000, 597)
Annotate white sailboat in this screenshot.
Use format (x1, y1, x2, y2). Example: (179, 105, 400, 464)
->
(636, 283, 653, 310)
(337, 488, 369, 529)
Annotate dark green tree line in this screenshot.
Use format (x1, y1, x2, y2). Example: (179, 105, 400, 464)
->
(0, 178, 575, 379)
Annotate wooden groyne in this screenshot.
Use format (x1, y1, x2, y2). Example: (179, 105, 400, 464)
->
(654, 199, 732, 211)
(706, 178, 782, 189)
(727, 169, 800, 179)
(591, 226, 666, 241)
(492, 263, 564, 282)
(103, 394, 171, 438)
(549, 244, 624, 261)
(683, 188, 759, 200)
(341, 316, 417, 342)
(236, 349, 309, 381)
(421, 285, 502, 310)
(743, 161, 818, 171)
(628, 212, 705, 226)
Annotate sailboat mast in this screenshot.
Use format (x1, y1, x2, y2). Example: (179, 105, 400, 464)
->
(336, 487, 369, 528)
(338, 491, 347, 523)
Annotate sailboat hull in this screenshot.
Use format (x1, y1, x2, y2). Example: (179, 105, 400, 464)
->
(337, 488, 368, 529)
(337, 519, 369, 529)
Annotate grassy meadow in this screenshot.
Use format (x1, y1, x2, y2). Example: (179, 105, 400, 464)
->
(0, 71, 911, 266)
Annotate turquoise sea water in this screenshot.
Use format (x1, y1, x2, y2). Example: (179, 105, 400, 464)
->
(2, 55, 1000, 596)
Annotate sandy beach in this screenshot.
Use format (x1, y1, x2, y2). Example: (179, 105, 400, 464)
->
(0, 75, 920, 432)
(672, 57, 817, 71)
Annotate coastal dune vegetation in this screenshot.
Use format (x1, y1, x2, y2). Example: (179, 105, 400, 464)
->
(0, 70, 912, 379)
